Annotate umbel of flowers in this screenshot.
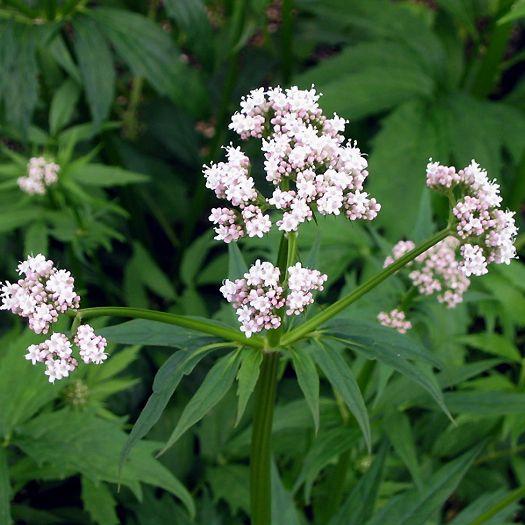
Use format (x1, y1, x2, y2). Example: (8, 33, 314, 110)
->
(205, 86, 380, 242)
(18, 156, 59, 195)
(1, 254, 107, 382)
(378, 159, 517, 333)
(220, 261, 327, 337)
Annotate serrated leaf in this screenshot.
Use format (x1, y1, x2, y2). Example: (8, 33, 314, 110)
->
(0, 448, 11, 525)
(73, 16, 115, 126)
(228, 242, 248, 280)
(68, 163, 148, 187)
(365, 443, 484, 525)
(313, 342, 371, 451)
(162, 351, 241, 451)
(49, 79, 81, 136)
(290, 347, 320, 433)
(235, 348, 263, 425)
(384, 411, 423, 490)
(81, 478, 118, 525)
(330, 441, 388, 525)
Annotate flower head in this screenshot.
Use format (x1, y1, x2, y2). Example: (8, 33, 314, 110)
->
(377, 309, 412, 334)
(205, 86, 380, 242)
(18, 157, 59, 195)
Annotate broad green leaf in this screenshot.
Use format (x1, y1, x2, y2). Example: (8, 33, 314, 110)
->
(49, 79, 81, 136)
(499, 0, 525, 24)
(451, 488, 524, 525)
(330, 441, 388, 525)
(0, 448, 11, 525)
(228, 242, 248, 280)
(68, 163, 148, 187)
(73, 16, 115, 126)
(0, 329, 61, 437)
(271, 462, 301, 525)
(290, 348, 320, 433)
(17, 410, 195, 517)
(459, 333, 521, 362)
(81, 478, 118, 525)
(368, 100, 449, 236)
(365, 443, 484, 525)
(294, 426, 357, 501)
(327, 319, 443, 368)
(384, 412, 423, 490)
(313, 343, 371, 451)
(23, 221, 48, 256)
(162, 351, 241, 451)
(235, 348, 263, 425)
(118, 340, 218, 470)
(180, 230, 213, 286)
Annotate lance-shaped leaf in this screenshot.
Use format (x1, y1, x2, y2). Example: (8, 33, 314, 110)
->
(290, 347, 320, 433)
(271, 462, 301, 525)
(365, 443, 484, 525)
(161, 351, 241, 453)
(235, 348, 263, 426)
(312, 342, 371, 451)
(228, 242, 248, 280)
(330, 441, 388, 525)
(0, 448, 11, 525)
(81, 478, 118, 525)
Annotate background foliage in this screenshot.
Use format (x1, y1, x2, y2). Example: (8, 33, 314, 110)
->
(0, 0, 524, 523)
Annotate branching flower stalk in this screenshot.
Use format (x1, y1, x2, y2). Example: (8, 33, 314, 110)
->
(1, 86, 518, 525)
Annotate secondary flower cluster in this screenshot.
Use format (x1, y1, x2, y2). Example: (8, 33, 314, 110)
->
(1, 255, 107, 382)
(205, 86, 380, 243)
(377, 309, 412, 334)
(220, 260, 326, 337)
(427, 159, 517, 276)
(18, 157, 59, 195)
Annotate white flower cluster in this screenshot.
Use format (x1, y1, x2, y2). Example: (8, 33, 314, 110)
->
(377, 309, 412, 334)
(205, 86, 380, 242)
(384, 237, 471, 309)
(1, 254, 107, 382)
(18, 157, 59, 195)
(427, 159, 517, 276)
(220, 260, 326, 337)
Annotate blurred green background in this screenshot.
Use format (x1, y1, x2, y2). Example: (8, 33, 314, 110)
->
(0, 0, 524, 523)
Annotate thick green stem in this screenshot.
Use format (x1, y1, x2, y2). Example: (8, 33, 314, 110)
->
(281, 228, 451, 347)
(250, 352, 279, 525)
(67, 307, 264, 349)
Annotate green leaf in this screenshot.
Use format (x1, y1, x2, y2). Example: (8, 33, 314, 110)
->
(49, 79, 81, 136)
(499, 0, 525, 24)
(81, 478, 118, 525)
(368, 100, 449, 236)
(290, 347, 320, 433)
(384, 411, 423, 491)
(444, 391, 525, 416)
(365, 443, 484, 525)
(235, 348, 263, 426)
(0, 208, 41, 234)
(23, 222, 48, 256)
(17, 410, 195, 517)
(68, 163, 148, 187)
(313, 343, 371, 451)
(206, 464, 250, 515)
(162, 351, 241, 451)
(330, 441, 388, 525)
(458, 333, 521, 362)
(48, 34, 81, 83)
(228, 242, 248, 280)
(0, 448, 11, 525)
(73, 16, 115, 126)
(89, 346, 139, 382)
(180, 231, 213, 286)
(271, 462, 301, 525)
(118, 342, 217, 474)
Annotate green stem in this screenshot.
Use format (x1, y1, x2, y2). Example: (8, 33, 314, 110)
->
(281, 228, 451, 347)
(67, 307, 264, 349)
(250, 352, 279, 525)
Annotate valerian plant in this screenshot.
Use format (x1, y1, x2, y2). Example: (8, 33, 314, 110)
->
(1, 87, 518, 524)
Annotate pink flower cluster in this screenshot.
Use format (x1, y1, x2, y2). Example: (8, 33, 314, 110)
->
(377, 309, 412, 334)
(427, 159, 517, 276)
(18, 157, 59, 195)
(1, 254, 80, 334)
(220, 260, 326, 337)
(1, 255, 107, 382)
(205, 86, 380, 242)
(385, 237, 471, 309)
